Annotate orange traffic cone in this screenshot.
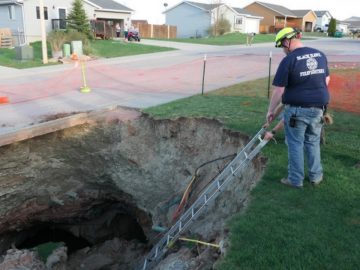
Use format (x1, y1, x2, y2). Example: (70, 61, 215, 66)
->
(71, 52, 78, 60)
(0, 96, 9, 104)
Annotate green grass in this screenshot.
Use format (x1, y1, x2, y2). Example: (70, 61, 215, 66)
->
(144, 72, 360, 269)
(0, 41, 55, 69)
(155, 32, 317, 45)
(0, 39, 175, 69)
(157, 32, 276, 46)
(89, 39, 175, 58)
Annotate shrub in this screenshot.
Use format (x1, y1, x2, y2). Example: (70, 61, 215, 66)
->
(208, 18, 231, 36)
(47, 30, 67, 52)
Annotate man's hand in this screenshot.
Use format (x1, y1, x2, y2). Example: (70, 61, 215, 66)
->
(266, 112, 274, 123)
(263, 131, 274, 141)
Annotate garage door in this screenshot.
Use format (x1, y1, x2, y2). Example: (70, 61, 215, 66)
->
(245, 18, 259, 33)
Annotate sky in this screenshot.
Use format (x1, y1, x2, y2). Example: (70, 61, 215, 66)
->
(117, 0, 357, 24)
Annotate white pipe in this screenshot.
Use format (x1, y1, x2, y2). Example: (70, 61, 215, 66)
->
(39, 0, 48, 64)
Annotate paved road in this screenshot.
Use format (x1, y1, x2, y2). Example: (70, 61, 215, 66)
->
(0, 37, 359, 134)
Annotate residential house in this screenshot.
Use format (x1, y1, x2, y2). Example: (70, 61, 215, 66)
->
(244, 1, 317, 33)
(344, 16, 360, 21)
(0, 0, 26, 45)
(214, 5, 263, 34)
(291, 10, 317, 32)
(336, 21, 350, 34)
(0, 0, 133, 45)
(344, 17, 360, 33)
(314, 10, 332, 32)
(164, 1, 263, 38)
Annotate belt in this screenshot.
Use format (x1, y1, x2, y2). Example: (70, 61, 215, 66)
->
(286, 104, 325, 110)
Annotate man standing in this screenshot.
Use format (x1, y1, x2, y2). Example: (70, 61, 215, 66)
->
(246, 32, 256, 46)
(115, 23, 121, 38)
(266, 27, 330, 188)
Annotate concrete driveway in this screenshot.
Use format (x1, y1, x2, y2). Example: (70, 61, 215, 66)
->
(0, 38, 359, 136)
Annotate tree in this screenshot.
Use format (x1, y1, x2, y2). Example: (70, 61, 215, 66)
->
(209, 18, 231, 36)
(67, 0, 92, 38)
(209, 0, 228, 36)
(327, 18, 337, 37)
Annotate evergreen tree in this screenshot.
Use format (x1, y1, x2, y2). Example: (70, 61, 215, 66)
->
(327, 18, 337, 37)
(67, 0, 92, 38)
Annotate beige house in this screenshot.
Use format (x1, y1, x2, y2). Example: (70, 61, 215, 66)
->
(291, 10, 317, 32)
(244, 1, 317, 33)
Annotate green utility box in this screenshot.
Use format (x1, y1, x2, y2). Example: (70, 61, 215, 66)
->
(63, 44, 71, 57)
(334, 31, 343, 38)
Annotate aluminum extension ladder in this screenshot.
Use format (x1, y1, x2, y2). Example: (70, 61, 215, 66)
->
(141, 128, 269, 270)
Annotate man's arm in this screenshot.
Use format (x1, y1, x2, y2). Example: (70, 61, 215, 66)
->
(326, 75, 330, 86)
(267, 86, 284, 123)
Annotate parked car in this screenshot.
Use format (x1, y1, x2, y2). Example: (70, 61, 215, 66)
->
(315, 24, 329, 32)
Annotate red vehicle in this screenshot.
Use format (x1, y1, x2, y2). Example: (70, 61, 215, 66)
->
(127, 30, 140, 42)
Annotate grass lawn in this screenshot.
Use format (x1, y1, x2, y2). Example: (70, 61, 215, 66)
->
(155, 32, 316, 46)
(143, 72, 360, 269)
(0, 42, 55, 69)
(158, 32, 276, 46)
(0, 40, 175, 69)
(89, 39, 175, 58)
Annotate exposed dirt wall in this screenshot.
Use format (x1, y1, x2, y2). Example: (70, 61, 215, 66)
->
(0, 108, 265, 268)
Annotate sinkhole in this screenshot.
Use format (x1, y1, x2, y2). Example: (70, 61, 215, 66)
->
(0, 108, 265, 269)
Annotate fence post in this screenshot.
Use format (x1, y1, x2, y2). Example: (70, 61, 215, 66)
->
(201, 54, 207, 95)
(167, 25, 170, 39)
(151, 24, 154, 38)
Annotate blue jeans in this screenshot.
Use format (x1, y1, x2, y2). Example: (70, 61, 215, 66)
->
(284, 105, 324, 186)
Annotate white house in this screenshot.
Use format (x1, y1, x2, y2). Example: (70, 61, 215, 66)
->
(314, 10, 332, 32)
(0, 0, 133, 45)
(336, 21, 350, 34)
(213, 5, 263, 34)
(164, 1, 262, 38)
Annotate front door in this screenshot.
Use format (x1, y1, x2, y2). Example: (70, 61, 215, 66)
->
(59, 8, 66, 29)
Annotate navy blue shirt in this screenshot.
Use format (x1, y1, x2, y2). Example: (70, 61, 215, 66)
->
(273, 47, 330, 106)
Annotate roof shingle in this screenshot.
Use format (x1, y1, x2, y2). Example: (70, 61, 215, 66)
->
(88, 0, 133, 12)
(256, 1, 296, 17)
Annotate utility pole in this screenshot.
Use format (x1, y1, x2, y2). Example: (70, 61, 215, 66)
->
(39, 0, 48, 64)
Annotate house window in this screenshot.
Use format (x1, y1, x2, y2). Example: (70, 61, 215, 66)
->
(36, 6, 48, 20)
(8, 5, 15, 20)
(236, 17, 243, 25)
